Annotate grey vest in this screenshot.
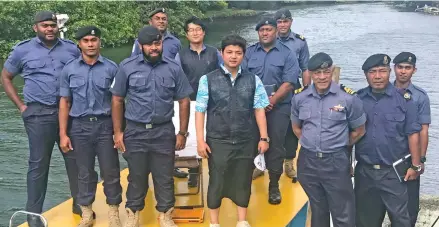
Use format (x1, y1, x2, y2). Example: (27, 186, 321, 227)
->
(206, 68, 258, 142)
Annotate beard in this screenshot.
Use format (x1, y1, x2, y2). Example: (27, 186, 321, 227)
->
(36, 30, 57, 44)
(143, 49, 162, 64)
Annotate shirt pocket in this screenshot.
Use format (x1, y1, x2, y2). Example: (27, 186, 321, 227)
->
(384, 113, 405, 136)
(129, 77, 146, 91)
(328, 111, 347, 121)
(299, 109, 311, 120)
(25, 59, 46, 73)
(95, 75, 113, 89)
(159, 77, 176, 99)
(247, 59, 263, 76)
(69, 77, 86, 98)
(269, 61, 284, 78)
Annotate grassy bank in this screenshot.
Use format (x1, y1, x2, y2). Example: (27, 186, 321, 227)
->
(201, 9, 261, 20)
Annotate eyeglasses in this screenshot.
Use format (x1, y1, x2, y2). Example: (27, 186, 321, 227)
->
(187, 27, 203, 33)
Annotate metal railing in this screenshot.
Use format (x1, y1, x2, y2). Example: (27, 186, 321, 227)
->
(9, 211, 48, 227)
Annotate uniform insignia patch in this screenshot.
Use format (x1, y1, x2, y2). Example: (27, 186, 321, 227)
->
(321, 62, 329, 68)
(340, 84, 356, 95)
(294, 85, 308, 94)
(91, 30, 95, 35)
(383, 55, 389, 64)
(330, 104, 345, 112)
(295, 34, 305, 40)
(404, 91, 411, 100)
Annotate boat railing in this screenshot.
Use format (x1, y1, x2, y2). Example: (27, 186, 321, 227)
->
(9, 211, 48, 227)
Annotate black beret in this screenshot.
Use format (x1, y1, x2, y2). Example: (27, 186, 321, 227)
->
(34, 11, 57, 23)
(75, 26, 101, 40)
(255, 17, 277, 31)
(274, 9, 292, 20)
(138, 26, 162, 45)
(149, 8, 167, 18)
(393, 52, 416, 65)
(308, 52, 333, 71)
(362, 54, 391, 71)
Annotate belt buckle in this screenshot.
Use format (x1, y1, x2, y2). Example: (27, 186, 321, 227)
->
(89, 117, 98, 122)
(145, 124, 153, 129)
(373, 164, 381, 170)
(316, 152, 323, 158)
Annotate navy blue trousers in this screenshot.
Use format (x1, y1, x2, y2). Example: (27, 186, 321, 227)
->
(69, 116, 122, 206)
(123, 120, 176, 212)
(22, 103, 78, 213)
(355, 163, 411, 227)
(297, 147, 355, 227)
(407, 177, 420, 227)
(284, 123, 298, 160)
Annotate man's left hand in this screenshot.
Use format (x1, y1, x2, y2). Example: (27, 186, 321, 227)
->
(265, 96, 275, 112)
(175, 134, 187, 151)
(258, 141, 269, 154)
(404, 168, 419, 181)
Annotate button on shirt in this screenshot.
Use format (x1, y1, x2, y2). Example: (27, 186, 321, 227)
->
(59, 55, 117, 117)
(110, 55, 193, 124)
(291, 82, 366, 153)
(355, 84, 421, 165)
(278, 31, 310, 73)
(3, 37, 80, 105)
(241, 40, 300, 104)
(195, 65, 270, 113)
(394, 81, 431, 125)
(131, 31, 181, 59)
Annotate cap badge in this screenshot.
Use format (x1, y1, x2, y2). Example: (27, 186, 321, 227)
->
(404, 91, 411, 100)
(321, 62, 329, 68)
(157, 34, 160, 39)
(52, 14, 56, 20)
(162, 8, 165, 12)
(281, 13, 286, 18)
(408, 56, 412, 62)
(91, 30, 95, 35)
(265, 20, 269, 24)
(383, 55, 389, 64)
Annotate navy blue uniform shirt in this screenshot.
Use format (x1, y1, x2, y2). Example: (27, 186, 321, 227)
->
(131, 31, 181, 59)
(278, 31, 310, 72)
(110, 55, 193, 124)
(241, 40, 300, 104)
(394, 81, 431, 125)
(355, 84, 421, 165)
(3, 37, 80, 105)
(59, 55, 118, 117)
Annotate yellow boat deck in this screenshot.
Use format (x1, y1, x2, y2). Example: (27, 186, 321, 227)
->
(19, 160, 307, 227)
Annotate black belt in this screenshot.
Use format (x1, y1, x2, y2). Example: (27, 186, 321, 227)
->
(74, 115, 111, 122)
(27, 102, 58, 108)
(301, 147, 345, 158)
(128, 120, 172, 129)
(358, 162, 392, 170)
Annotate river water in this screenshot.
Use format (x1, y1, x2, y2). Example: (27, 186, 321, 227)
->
(1, 2, 438, 225)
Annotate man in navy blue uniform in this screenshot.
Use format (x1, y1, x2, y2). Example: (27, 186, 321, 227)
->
(242, 17, 301, 205)
(393, 52, 431, 226)
(59, 26, 122, 227)
(1, 11, 80, 226)
(110, 26, 193, 227)
(355, 54, 422, 227)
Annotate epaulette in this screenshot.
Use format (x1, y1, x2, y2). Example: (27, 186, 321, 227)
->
(295, 33, 305, 41)
(294, 85, 308, 94)
(12, 39, 31, 50)
(104, 57, 118, 68)
(412, 84, 428, 95)
(61, 39, 76, 45)
(120, 54, 140, 66)
(64, 58, 77, 66)
(340, 84, 356, 95)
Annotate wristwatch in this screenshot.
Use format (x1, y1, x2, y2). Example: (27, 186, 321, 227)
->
(420, 156, 427, 163)
(178, 131, 189, 138)
(260, 137, 270, 143)
(411, 164, 423, 172)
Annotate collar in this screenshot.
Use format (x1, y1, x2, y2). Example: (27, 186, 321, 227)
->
(309, 82, 338, 98)
(34, 37, 60, 48)
(163, 31, 176, 40)
(189, 44, 206, 51)
(79, 54, 104, 64)
(220, 64, 242, 76)
(136, 54, 169, 65)
(278, 30, 294, 40)
(393, 80, 414, 93)
(256, 40, 282, 51)
(364, 83, 394, 98)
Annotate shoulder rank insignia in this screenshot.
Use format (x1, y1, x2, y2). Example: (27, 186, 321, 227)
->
(295, 33, 305, 41)
(294, 85, 308, 94)
(340, 84, 356, 95)
(404, 91, 411, 100)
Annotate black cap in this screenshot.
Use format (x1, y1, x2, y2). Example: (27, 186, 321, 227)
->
(138, 26, 162, 45)
(34, 11, 57, 23)
(75, 26, 101, 40)
(308, 52, 333, 71)
(362, 54, 391, 71)
(149, 8, 167, 18)
(255, 17, 277, 31)
(274, 9, 292, 20)
(393, 52, 416, 65)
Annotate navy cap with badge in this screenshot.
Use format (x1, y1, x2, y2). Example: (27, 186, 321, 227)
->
(255, 17, 277, 31)
(362, 54, 391, 71)
(393, 52, 416, 65)
(274, 8, 292, 20)
(138, 25, 162, 45)
(75, 26, 101, 40)
(308, 52, 333, 71)
(34, 11, 57, 23)
(149, 8, 167, 18)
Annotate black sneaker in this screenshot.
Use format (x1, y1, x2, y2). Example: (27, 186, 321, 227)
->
(27, 215, 44, 227)
(268, 186, 282, 205)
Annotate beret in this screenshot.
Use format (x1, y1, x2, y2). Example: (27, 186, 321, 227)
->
(362, 54, 391, 71)
(75, 26, 101, 40)
(150, 8, 167, 18)
(308, 52, 333, 71)
(255, 17, 277, 31)
(138, 26, 162, 45)
(274, 9, 292, 20)
(393, 52, 416, 65)
(34, 11, 57, 23)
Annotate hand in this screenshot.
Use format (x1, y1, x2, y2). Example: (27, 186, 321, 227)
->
(265, 96, 275, 112)
(19, 105, 27, 113)
(420, 163, 425, 175)
(404, 168, 419, 181)
(113, 132, 126, 152)
(197, 141, 211, 158)
(60, 135, 73, 153)
(258, 141, 269, 154)
(175, 134, 187, 151)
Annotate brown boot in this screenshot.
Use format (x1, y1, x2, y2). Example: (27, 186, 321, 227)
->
(284, 159, 297, 179)
(108, 205, 121, 227)
(123, 208, 139, 227)
(77, 205, 94, 227)
(159, 208, 177, 227)
(252, 169, 264, 180)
